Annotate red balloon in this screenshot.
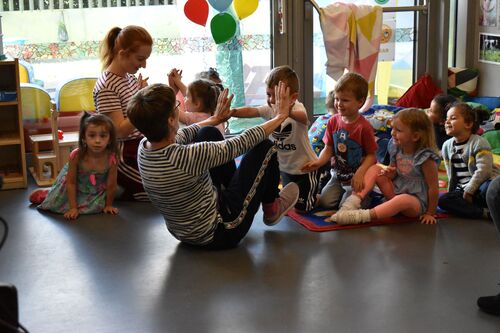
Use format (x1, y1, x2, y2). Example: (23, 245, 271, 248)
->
(184, 0, 209, 27)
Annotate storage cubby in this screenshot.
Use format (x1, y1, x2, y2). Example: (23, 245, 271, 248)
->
(0, 59, 27, 189)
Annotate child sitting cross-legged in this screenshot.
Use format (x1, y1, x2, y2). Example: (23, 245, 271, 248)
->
(329, 108, 441, 225)
(127, 83, 299, 249)
(438, 102, 499, 219)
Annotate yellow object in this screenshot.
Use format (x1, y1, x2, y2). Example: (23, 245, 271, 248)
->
(233, 0, 258, 19)
(376, 61, 392, 105)
(18, 62, 30, 83)
(56, 77, 97, 113)
(20, 84, 51, 121)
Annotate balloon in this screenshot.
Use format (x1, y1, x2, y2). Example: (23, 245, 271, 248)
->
(210, 13, 237, 44)
(233, 0, 258, 20)
(208, 0, 233, 12)
(184, 0, 209, 26)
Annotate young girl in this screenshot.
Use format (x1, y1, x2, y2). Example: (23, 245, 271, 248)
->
(438, 102, 498, 219)
(93, 25, 152, 201)
(426, 94, 456, 149)
(329, 108, 440, 225)
(168, 68, 225, 134)
(29, 113, 119, 220)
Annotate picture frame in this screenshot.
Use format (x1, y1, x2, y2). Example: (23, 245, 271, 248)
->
(479, 32, 500, 65)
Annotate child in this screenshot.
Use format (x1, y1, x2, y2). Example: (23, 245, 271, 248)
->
(330, 108, 440, 225)
(231, 65, 321, 213)
(29, 113, 119, 220)
(127, 82, 299, 249)
(93, 25, 152, 201)
(302, 72, 378, 210)
(168, 69, 225, 134)
(308, 90, 337, 157)
(438, 102, 499, 219)
(426, 94, 456, 149)
(195, 67, 223, 89)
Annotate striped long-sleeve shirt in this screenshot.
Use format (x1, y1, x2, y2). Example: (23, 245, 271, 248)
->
(93, 71, 142, 140)
(137, 124, 266, 245)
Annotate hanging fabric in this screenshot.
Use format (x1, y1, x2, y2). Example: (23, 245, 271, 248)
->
(319, 3, 382, 110)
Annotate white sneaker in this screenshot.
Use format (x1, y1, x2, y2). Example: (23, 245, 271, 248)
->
(332, 209, 371, 225)
(339, 195, 362, 211)
(263, 182, 299, 226)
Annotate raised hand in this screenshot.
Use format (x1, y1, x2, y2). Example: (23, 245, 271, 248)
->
(213, 88, 234, 123)
(274, 81, 291, 120)
(138, 73, 149, 89)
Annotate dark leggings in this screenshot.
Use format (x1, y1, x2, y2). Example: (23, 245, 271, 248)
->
(438, 180, 491, 219)
(194, 126, 280, 249)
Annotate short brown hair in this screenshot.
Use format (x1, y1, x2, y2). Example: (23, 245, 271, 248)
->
(265, 65, 299, 94)
(334, 72, 368, 101)
(127, 83, 177, 142)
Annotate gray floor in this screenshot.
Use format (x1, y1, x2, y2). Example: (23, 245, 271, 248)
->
(1, 182, 500, 333)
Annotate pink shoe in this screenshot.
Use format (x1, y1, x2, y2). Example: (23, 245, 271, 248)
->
(263, 182, 299, 226)
(29, 189, 49, 204)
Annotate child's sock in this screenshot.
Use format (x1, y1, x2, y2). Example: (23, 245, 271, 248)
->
(483, 208, 491, 220)
(340, 194, 362, 211)
(332, 209, 371, 225)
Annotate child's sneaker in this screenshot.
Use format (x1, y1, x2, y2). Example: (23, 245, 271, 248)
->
(29, 188, 49, 204)
(339, 195, 362, 211)
(332, 209, 371, 225)
(477, 294, 500, 316)
(263, 182, 299, 226)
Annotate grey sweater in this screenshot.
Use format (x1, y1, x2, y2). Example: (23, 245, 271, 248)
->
(442, 134, 500, 194)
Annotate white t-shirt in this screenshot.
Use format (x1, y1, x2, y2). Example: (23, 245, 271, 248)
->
(257, 102, 317, 174)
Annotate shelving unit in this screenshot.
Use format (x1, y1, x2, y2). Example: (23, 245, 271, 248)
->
(0, 58, 27, 189)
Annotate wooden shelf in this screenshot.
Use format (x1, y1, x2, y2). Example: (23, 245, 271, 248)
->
(0, 59, 27, 189)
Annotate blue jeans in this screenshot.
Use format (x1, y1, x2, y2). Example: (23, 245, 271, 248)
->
(486, 176, 500, 235)
(438, 180, 491, 219)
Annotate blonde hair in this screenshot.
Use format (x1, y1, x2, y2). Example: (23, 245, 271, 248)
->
(393, 108, 437, 153)
(99, 25, 153, 70)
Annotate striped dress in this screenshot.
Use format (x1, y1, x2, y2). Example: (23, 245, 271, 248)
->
(137, 124, 266, 245)
(93, 71, 148, 201)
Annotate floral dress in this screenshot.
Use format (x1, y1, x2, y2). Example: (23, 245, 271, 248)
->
(39, 149, 117, 214)
(388, 140, 440, 214)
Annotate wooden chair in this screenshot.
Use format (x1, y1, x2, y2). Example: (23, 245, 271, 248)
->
(20, 83, 52, 153)
(28, 102, 79, 186)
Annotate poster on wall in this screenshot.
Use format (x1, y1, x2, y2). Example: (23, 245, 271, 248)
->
(479, 0, 497, 27)
(379, 19, 395, 61)
(479, 33, 500, 65)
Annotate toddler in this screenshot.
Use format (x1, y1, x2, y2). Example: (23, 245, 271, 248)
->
(426, 94, 456, 149)
(30, 112, 119, 220)
(438, 102, 499, 219)
(330, 108, 440, 225)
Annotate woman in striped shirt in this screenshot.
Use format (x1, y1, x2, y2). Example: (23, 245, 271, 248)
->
(93, 25, 152, 201)
(127, 83, 299, 249)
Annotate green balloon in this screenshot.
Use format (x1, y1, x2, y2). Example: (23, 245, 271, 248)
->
(210, 13, 237, 44)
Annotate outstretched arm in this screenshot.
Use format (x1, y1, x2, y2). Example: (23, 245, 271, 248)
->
(420, 158, 439, 225)
(64, 156, 80, 220)
(104, 162, 119, 215)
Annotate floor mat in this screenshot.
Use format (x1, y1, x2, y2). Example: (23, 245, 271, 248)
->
(287, 208, 449, 232)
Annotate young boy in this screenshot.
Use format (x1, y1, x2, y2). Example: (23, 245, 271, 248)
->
(232, 65, 321, 213)
(302, 72, 378, 210)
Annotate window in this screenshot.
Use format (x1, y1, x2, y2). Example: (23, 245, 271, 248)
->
(2, 0, 272, 133)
